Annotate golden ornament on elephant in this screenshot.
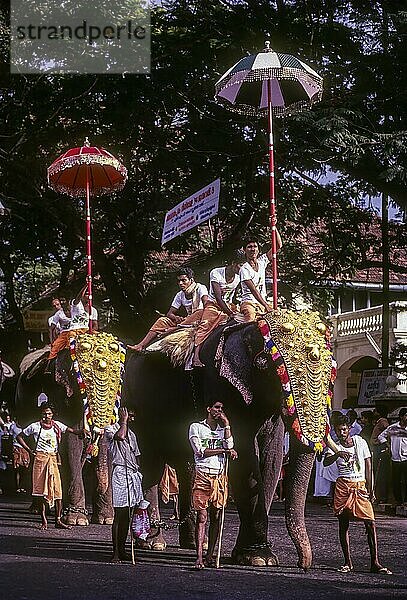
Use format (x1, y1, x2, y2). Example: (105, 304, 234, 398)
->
(259, 310, 334, 447)
(73, 332, 124, 430)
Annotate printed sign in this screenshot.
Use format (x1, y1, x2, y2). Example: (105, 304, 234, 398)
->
(22, 310, 51, 332)
(357, 368, 392, 406)
(161, 179, 220, 245)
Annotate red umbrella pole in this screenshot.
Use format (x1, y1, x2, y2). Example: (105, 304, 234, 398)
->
(85, 166, 93, 333)
(267, 79, 278, 308)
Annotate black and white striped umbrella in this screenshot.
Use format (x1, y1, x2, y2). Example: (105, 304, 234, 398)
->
(215, 42, 323, 117)
(215, 43, 323, 308)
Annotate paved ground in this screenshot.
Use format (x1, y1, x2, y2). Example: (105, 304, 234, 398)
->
(0, 495, 406, 600)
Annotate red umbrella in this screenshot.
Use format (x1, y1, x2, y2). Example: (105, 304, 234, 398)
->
(47, 138, 127, 331)
(215, 42, 323, 307)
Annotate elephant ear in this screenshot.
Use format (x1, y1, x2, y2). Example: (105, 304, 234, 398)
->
(215, 322, 258, 404)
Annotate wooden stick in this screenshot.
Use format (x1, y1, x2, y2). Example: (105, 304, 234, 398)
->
(215, 455, 229, 568)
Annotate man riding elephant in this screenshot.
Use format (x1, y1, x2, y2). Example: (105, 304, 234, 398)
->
(122, 307, 336, 570)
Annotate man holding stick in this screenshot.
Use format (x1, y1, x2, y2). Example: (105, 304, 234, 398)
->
(104, 407, 147, 563)
(189, 401, 238, 569)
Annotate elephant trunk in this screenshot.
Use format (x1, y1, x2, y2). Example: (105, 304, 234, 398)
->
(284, 440, 315, 570)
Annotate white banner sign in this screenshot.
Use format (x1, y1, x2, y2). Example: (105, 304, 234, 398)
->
(357, 368, 392, 406)
(161, 178, 220, 245)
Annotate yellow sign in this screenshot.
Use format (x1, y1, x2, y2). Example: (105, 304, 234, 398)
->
(23, 310, 51, 332)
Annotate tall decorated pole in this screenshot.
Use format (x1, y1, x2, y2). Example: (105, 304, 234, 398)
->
(85, 163, 93, 331)
(267, 77, 278, 308)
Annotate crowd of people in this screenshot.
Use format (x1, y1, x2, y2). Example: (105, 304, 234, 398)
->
(0, 236, 406, 572)
(314, 406, 407, 510)
(1, 397, 405, 572)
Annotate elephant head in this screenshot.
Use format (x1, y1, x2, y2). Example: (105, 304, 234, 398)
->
(210, 309, 335, 569)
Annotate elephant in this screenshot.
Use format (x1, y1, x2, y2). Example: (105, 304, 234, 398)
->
(14, 334, 125, 526)
(122, 308, 335, 569)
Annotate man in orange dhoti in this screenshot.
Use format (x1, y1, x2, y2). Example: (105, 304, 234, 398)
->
(17, 403, 86, 530)
(193, 251, 244, 367)
(324, 414, 392, 574)
(189, 401, 238, 569)
(128, 268, 208, 352)
(239, 228, 282, 322)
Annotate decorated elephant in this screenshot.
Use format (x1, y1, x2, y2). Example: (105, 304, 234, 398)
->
(15, 333, 126, 526)
(122, 309, 336, 569)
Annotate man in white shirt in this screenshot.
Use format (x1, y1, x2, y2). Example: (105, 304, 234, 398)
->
(129, 268, 208, 352)
(193, 251, 244, 367)
(378, 408, 407, 506)
(324, 414, 391, 574)
(239, 232, 282, 322)
(48, 285, 90, 360)
(189, 401, 238, 569)
(48, 298, 66, 343)
(17, 403, 86, 530)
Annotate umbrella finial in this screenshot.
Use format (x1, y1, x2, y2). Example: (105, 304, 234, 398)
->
(84, 137, 90, 147)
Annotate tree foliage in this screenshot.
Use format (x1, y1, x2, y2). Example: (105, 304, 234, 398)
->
(0, 0, 406, 338)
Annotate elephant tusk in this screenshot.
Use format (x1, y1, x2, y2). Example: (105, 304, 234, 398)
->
(326, 433, 341, 454)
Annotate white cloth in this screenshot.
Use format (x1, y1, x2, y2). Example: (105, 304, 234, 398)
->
(239, 254, 269, 303)
(22, 420, 67, 454)
(171, 283, 208, 315)
(326, 435, 370, 482)
(69, 300, 90, 331)
(378, 422, 407, 462)
(9, 423, 23, 448)
(349, 421, 362, 437)
(314, 458, 334, 497)
(208, 267, 240, 304)
(88, 306, 98, 321)
(189, 420, 234, 475)
(50, 309, 70, 332)
(105, 423, 144, 508)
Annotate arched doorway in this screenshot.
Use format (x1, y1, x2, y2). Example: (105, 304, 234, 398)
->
(344, 356, 380, 408)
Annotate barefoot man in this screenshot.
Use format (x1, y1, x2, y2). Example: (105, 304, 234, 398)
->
(324, 414, 392, 574)
(17, 403, 86, 530)
(189, 401, 238, 569)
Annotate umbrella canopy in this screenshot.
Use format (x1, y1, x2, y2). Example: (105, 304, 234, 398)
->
(215, 42, 323, 308)
(47, 138, 127, 197)
(215, 41, 323, 117)
(47, 139, 127, 331)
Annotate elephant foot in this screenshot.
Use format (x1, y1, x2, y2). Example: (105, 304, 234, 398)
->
(91, 515, 114, 525)
(149, 530, 167, 551)
(179, 532, 195, 550)
(134, 538, 152, 550)
(135, 529, 167, 551)
(232, 544, 279, 567)
(63, 507, 89, 526)
(297, 554, 312, 571)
